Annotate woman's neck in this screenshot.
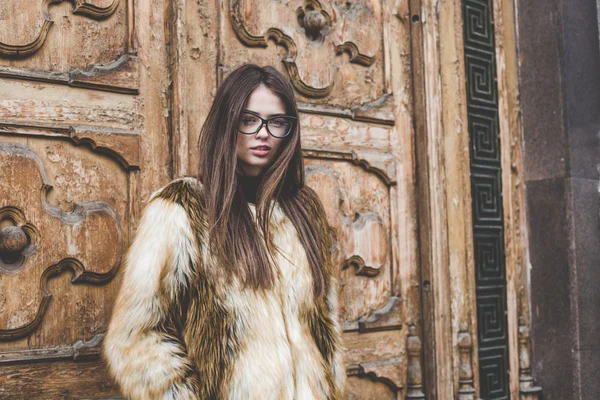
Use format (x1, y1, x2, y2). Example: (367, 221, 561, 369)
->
(239, 174, 262, 204)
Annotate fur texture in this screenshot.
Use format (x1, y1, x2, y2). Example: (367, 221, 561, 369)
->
(104, 177, 345, 399)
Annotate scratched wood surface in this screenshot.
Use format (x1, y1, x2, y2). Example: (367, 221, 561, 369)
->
(0, 0, 128, 72)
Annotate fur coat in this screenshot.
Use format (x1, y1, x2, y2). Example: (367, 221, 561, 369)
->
(103, 177, 346, 399)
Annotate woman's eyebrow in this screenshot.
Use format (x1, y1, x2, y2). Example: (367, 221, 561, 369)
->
(242, 109, 260, 116)
(242, 109, 288, 117)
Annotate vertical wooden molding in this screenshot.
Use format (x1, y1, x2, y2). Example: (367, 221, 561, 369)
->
(407, 0, 439, 397)
(165, 0, 189, 178)
(457, 323, 477, 400)
(518, 318, 542, 400)
(126, 0, 137, 54)
(493, 0, 522, 396)
(437, 0, 481, 397)
(415, 0, 454, 397)
(406, 325, 426, 399)
(387, 0, 422, 396)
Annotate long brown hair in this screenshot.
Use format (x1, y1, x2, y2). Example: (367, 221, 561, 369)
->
(198, 64, 330, 297)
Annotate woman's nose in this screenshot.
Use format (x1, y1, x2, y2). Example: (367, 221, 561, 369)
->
(256, 123, 269, 139)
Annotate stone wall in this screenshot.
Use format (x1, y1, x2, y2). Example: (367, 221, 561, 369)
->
(516, 0, 600, 398)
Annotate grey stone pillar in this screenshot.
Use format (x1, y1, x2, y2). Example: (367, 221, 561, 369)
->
(516, 0, 600, 399)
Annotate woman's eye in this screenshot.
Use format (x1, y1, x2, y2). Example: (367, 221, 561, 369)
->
(271, 119, 288, 127)
(241, 117, 257, 125)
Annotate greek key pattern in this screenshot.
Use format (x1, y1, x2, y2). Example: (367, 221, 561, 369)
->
(463, 0, 510, 399)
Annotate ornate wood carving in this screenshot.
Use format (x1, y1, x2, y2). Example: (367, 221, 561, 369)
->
(346, 357, 404, 394)
(0, 226, 29, 253)
(343, 296, 402, 333)
(297, 96, 396, 126)
(0, 207, 41, 274)
(0, 143, 122, 341)
(0, 333, 105, 364)
(463, 0, 510, 398)
(303, 148, 396, 187)
(229, 0, 377, 99)
(358, 296, 402, 333)
(406, 325, 425, 399)
(0, 121, 140, 170)
(71, 0, 120, 19)
(341, 255, 380, 278)
(518, 318, 542, 400)
(0, 53, 138, 95)
(229, 15, 334, 98)
(0, 0, 164, 394)
(306, 165, 388, 280)
(457, 323, 477, 400)
(269, 29, 334, 98)
(296, 0, 332, 43)
(0, 0, 119, 59)
(335, 42, 375, 67)
(69, 54, 139, 94)
(305, 163, 393, 327)
(0, 19, 52, 59)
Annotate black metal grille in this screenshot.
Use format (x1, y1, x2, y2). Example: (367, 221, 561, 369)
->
(463, 0, 510, 398)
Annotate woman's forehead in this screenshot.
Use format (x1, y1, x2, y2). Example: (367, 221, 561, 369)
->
(244, 84, 286, 116)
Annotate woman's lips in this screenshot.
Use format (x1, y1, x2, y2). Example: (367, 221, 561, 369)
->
(251, 146, 271, 157)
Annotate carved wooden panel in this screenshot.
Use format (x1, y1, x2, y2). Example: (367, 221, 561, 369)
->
(0, 0, 138, 94)
(0, 0, 125, 62)
(306, 162, 391, 324)
(221, 0, 395, 124)
(0, 79, 139, 127)
(0, 139, 129, 348)
(305, 152, 405, 397)
(0, 0, 171, 396)
(343, 329, 405, 396)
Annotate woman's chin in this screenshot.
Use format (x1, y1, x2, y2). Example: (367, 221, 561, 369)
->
(239, 162, 268, 177)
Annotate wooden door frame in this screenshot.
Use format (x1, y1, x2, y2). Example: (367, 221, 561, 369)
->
(410, 0, 539, 398)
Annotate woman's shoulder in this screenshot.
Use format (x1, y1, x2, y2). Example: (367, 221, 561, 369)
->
(148, 176, 206, 211)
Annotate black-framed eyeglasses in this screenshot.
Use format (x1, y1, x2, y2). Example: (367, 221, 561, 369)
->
(237, 110, 297, 138)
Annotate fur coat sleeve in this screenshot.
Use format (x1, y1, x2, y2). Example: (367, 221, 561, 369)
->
(323, 275, 347, 398)
(331, 280, 347, 397)
(308, 190, 347, 399)
(103, 190, 201, 400)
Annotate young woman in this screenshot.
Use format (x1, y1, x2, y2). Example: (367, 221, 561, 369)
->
(103, 64, 345, 399)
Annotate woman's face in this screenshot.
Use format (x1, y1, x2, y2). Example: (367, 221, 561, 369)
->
(236, 84, 287, 177)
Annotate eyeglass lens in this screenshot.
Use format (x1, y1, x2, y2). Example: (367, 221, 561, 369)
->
(238, 112, 293, 138)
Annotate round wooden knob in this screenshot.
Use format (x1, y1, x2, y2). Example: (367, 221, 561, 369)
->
(303, 10, 327, 34)
(0, 226, 28, 254)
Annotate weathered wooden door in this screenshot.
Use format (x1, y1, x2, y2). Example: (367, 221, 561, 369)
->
(0, 0, 172, 397)
(0, 0, 425, 399)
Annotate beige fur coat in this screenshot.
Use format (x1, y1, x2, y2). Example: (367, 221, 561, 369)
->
(103, 177, 345, 399)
